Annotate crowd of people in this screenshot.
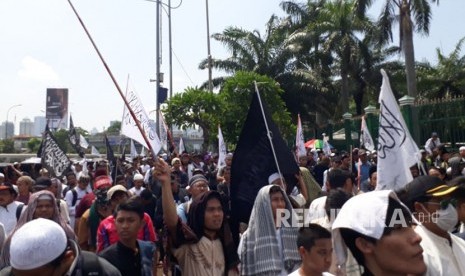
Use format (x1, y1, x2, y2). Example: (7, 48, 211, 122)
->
(0, 132, 464, 275)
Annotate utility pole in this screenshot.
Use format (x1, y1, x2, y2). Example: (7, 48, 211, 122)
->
(205, 0, 213, 92)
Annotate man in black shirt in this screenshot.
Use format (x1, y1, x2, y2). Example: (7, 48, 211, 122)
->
(99, 198, 156, 276)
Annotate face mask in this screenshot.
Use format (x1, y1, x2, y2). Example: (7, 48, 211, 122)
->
(434, 204, 458, 232)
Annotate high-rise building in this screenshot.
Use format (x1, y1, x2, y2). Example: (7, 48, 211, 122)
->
(33, 116, 46, 136)
(0, 122, 15, 139)
(20, 118, 34, 136)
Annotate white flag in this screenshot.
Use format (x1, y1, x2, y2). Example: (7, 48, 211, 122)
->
(79, 134, 89, 149)
(130, 139, 138, 159)
(376, 69, 419, 191)
(360, 116, 375, 151)
(295, 114, 306, 157)
(218, 126, 227, 168)
(91, 145, 100, 155)
(121, 89, 162, 156)
(159, 111, 168, 152)
(140, 146, 146, 157)
(322, 135, 332, 156)
(179, 137, 185, 154)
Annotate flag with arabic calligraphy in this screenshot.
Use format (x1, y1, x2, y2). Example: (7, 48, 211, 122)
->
(376, 70, 419, 191)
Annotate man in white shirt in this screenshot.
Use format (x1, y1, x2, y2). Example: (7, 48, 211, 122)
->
(424, 132, 440, 155)
(397, 175, 465, 275)
(129, 174, 145, 196)
(65, 173, 91, 230)
(0, 183, 24, 236)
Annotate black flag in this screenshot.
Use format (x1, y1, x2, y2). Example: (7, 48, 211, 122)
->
(230, 92, 299, 225)
(104, 134, 117, 178)
(41, 124, 72, 178)
(68, 115, 85, 158)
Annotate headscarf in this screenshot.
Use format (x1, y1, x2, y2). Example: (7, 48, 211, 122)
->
(187, 191, 239, 275)
(240, 185, 301, 275)
(0, 190, 76, 269)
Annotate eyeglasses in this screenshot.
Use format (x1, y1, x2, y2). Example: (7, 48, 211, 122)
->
(426, 198, 457, 210)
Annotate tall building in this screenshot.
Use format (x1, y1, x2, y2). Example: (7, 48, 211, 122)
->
(0, 121, 15, 139)
(33, 116, 46, 136)
(19, 118, 34, 136)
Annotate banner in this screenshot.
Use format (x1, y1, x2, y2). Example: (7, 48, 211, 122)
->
(121, 89, 162, 156)
(218, 126, 227, 168)
(295, 114, 306, 157)
(159, 111, 168, 152)
(46, 88, 68, 130)
(41, 125, 71, 178)
(360, 116, 375, 151)
(376, 70, 419, 191)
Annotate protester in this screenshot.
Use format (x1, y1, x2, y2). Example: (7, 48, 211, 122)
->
(360, 166, 377, 193)
(156, 158, 239, 275)
(308, 169, 354, 223)
(78, 188, 112, 252)
(65, 173, 91, 230)
(0, 218, 121, 276)
(288, 224, 334, 276)
(0, 183, 24, 236)
(177, 174, 209, 223)
(396, 175, 465, 275)
(332, 190, 426, 276)
(33, 177, 70, 224)
(170, 157, 188, 188)
(14, 176, 32, 205)
(96, 185, 156, 253)
(129, 174, 145, 196)
(238, 185, 301, 275)
(0, 190, 75, 268)
(425, 132, 441, 155)
(99, 198, 157, 276)
(297, 155, 322, 207)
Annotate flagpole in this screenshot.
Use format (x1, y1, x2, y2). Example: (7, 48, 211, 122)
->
(254, 81, 285, 185)
(67, 0, 157, 160)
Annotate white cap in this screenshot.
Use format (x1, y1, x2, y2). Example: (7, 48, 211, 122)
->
(331, 190, 413, 268)
(268, 173, 282, 184)
(107, 184, 128, 200)
(459, 146, 465, 151)
(133, 174, 144, 181)
(10, 218, 67, 270)
(0, 173, 4, 178)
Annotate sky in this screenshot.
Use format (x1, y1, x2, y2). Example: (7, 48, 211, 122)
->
(1, 0, 464, 134)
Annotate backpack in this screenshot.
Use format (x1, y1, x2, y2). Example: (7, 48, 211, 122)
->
(80, 251, 103, 276)
(15, 204, 24, 221)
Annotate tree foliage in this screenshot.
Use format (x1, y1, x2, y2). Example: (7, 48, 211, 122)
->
(163, 88, 223, 151)
(219, 71, 294, 145)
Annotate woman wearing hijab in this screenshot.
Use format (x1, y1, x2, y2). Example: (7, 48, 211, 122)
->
(0, 190, 76, 268)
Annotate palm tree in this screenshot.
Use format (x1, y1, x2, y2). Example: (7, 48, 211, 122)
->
(357, 0, 439, 98)
(417, 37, 465, 98)
(200, 14, 336, 124)
(306, 0, 376, 113)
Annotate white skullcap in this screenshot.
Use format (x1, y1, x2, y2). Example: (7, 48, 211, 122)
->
(0, 173, 4, 178)
(460, 146, 465, 151)
(331, 190, 413, 268)
(10, 218, 67, 270)
(133, 174, 144, 181)
(268, 173, 283, 184)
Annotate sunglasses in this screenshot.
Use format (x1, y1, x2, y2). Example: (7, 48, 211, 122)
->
(426, 198, 457, 210)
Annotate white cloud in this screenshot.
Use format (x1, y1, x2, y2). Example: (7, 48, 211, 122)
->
(17, 56, 59, 83)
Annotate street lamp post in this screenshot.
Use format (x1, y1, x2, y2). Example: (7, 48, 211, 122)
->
(5, 104, 22, 140)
